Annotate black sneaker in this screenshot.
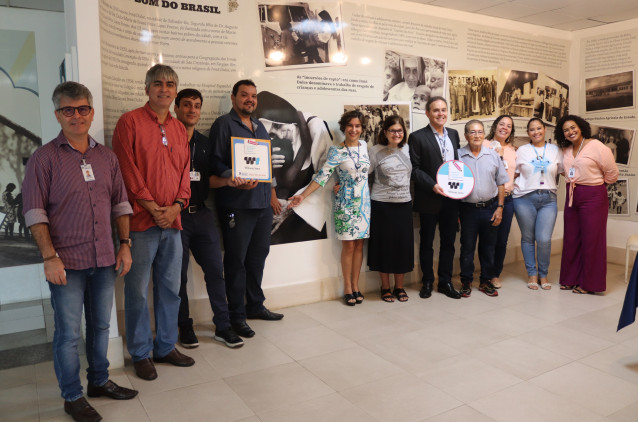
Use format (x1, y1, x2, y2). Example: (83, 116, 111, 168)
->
(214, 328, 244, 348)
(179, 325, 199, 348)
(479, 281, 499, 297)
(460, 282, 472, 297)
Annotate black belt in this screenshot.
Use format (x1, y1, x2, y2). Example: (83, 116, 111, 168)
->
(184, 203, 205, 214)
(464, 196, 498, 208)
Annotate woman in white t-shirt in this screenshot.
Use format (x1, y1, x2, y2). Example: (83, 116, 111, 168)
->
(513, 118, 563, 290)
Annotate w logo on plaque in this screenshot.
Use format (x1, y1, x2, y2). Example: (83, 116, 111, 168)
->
(244, 157, 260, 165)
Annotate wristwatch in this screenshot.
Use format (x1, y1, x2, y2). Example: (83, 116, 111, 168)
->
(174, 200, 185, 210)
(120, 238, 132, 247)
(497, 204, 504, 208)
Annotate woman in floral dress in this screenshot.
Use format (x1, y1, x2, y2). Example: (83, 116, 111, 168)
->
(288, 110, 370, 306)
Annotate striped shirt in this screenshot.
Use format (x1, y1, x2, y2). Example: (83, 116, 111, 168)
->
(22, 131, 132, 270)
(112, 102, 190, 231)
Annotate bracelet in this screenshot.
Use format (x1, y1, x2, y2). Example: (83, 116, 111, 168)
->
(497, 204, 504, 208)
(174, 200, 185, 210)
(43, 252, 59, 261)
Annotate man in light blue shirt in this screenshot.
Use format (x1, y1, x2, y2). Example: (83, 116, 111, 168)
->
(457, 120, 508, 298)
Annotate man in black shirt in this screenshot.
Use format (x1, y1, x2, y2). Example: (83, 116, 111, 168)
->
(174, 88, 243, 348)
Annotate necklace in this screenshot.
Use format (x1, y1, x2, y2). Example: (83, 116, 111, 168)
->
(345, 141, 361, 170)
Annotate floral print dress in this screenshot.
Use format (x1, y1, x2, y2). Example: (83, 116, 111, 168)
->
(314, 140, 371, 240)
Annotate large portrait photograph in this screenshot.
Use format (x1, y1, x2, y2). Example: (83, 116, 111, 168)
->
(343, 103, 411, 147)
(585, 70, 634, 113)
(497, 69, 538, 118)
(590, 123, 634, 166)
(383, 50, 447, 112)
(253, 91, 333, 244)
(448, 69, 498, 122)
(608, 179, 629, 216)
(258, 1, 345, 70)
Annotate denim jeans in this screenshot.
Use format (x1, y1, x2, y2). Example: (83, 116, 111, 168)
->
(513, 190, 557, 278)
(125, 227, 182, 361)
(493, 195, 514, 277)
(49, 265, 115, 401)
(459, 203, 498, 284)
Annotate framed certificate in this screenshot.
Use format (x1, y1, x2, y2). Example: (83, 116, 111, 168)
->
(436, 160, 475, 199)
(231, 137, 272, 182)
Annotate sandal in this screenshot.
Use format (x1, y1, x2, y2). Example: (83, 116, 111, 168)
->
(393, 288, 409, 302)
(353, 291, 364, 304)
(560, 285, 575, 290)
(381, 288, 394, 303)
(573, 286, 595, 295)
(527, 276, 538, 290)
(344, 293, 356, 306)
(540, 278, 551, 290)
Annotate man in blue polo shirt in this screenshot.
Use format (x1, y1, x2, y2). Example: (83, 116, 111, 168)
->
(209, 80, 283, 339)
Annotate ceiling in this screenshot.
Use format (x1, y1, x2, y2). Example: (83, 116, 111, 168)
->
(3, 0, 638, 31)
(405, 0, 638, 30)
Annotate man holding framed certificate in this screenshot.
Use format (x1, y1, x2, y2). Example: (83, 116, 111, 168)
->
(209, 80, 283, 339)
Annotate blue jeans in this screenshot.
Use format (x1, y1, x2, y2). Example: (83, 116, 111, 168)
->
(459, 203, 498, 284)
(493, 195, 514, 277)
(125, 227, 182, 361)
(513, 190, 557, 278)
(49, 266, 115, 401)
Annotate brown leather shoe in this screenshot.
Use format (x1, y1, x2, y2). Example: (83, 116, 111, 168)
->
(64, 397, 102, 422)
(133, 358, 158, 380)
(87, 380, 138, 400)
(153, 348, 195, 367)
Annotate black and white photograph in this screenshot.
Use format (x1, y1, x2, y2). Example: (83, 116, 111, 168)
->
(258, 1, 345, 69)
(343, 103, 411, 147)
(497, 70, 538, 118)
(585, 70, 634, 113)
(383, 50, 447, 112)
(254, 91, 333, 244)
(534, 74, 569, 125)
(590, 123, 634, 166)
(448, 69, 498, 122)
(608, 179, 629, 216)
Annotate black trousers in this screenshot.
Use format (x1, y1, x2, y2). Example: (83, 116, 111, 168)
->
(217, 206, 272, 322)
(178, 207, 230, 331)
(418, 198, 459, 286)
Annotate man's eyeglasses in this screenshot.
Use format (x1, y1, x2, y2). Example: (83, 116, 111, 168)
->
(160, 125, 168, 147)
(468, 130, 484, 136)
(56, 106, 92, 117)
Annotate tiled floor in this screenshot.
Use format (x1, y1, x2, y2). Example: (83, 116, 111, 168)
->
(3, 262, 638, 421)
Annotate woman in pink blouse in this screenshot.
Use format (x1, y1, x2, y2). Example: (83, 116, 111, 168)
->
(556, 115, 618, 294)
(484, 115, 517, 288)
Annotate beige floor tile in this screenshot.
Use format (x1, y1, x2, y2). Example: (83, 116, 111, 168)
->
(470, 381, 604, 422)
(509, 294, 590, 322)
(0, 383, 39, 422)
(530, 361, 638, 416)
(473, 337, 571, 380)
(412, 319, 512, 351)
(376, 298, 462, 326)
(299, 345, 403, 391)
(422, 405, 496, 422)
(36, 378, 67, 420)
(198, 335, 293, 378)
(607, 400, 638, 422)
(0, 364, 36, 389)
(140, 379, 253, 422)
(224, 362, 334, 414)
(517, 324, 614, 359)
(35, 360, 59, 382)
(267, 324, 358, 361)
(341, 373, 461, 422)
(429, 294, 501, 318)
(560, 304, 638, 344)
(241, 307, 322, 342)
(236, 417, 263, 422)
(473, 307, 551, 336)
(296, 300, 378, 325)
(258, 392, 374, 422)
(324, 311, 422, 342)
(579, 343, 638, 385)
(92, 399, 149, 422)
(417, 357, 522, 403)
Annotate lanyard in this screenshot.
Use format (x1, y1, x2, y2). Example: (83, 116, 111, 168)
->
(534, 143, 547, 185)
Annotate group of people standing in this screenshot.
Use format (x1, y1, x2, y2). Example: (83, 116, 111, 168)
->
(449, 75, 497, 121)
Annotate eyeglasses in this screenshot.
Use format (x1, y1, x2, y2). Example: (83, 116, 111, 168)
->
(56, 105, 92, 117)
(160, 125, 168, 147)
(468, 130, 484, 136)
(387, 129, 404, 135)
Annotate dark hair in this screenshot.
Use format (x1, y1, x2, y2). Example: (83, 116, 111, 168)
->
(377, 115, 407, 148)
(5, 183, 16, 192)
(145, 64, 178, 90)
(425, 96, 447, 112)
(526, 117, 545, 130)
(176, 89, 203, 106)
(486, 115, 515, 144)
(338, 110, 366, 133)
(464, 119, 484, 134)
(232, 79, 256, 96)
(52, 82, 93, 109)
(554, 114, 592, 148)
